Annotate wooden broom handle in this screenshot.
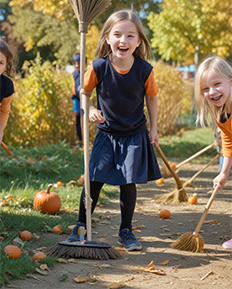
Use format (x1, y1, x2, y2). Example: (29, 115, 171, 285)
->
(1, 142, 13, 157)
(194, 185, 220, 235)
(176, 142, 216, 170)
(156, 146, 184, 190)
(183, 153, 220, 187)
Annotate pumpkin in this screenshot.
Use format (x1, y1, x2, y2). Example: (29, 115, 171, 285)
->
(57, 181, 63, 187)
(188, 195, 198, 205)
(52, 224, 63, 234)
(33, 251, 47, 260)
(4, 245, 22, 259)
(156, 178, 164, 185)
(20, 230, 33, 241)
(159, 209, 171, 219)
(33, 184, 61, 214)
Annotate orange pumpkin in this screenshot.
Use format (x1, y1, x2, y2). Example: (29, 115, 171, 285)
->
(156, 178, 164, 185)
(33, 251, 47, 260)
(52, 224, 63, 234)
(20, 230, 33, 241)
(188, 195, 198, 205)
(57, 181, 63, 187)
(159, 209, 171, 219)
(169, 162, 177, 170)
(33, 184, 61, 214)
(4, 245, 22, 259)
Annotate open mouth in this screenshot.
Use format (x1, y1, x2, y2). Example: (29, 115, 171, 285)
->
(210, 95, 222, 102)
(118, 46, 129, 52)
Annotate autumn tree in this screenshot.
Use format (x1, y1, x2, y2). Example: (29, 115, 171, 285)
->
(148, 0, 232, 63)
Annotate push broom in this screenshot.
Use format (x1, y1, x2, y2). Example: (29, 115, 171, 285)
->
(171, 184, 220, 253)
(47, 0, 120, 260)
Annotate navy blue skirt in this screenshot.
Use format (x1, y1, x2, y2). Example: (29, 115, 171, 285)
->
(89, 129, 161, 186)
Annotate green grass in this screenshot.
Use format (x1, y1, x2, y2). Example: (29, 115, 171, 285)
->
(0, 128, 216, 286)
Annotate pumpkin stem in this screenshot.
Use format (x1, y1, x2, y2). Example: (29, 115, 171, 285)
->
(46, 184, 53, 194)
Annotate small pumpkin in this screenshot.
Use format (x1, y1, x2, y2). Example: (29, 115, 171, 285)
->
(33, 251, 47, 260)
(156, 178, 164, 185)
(52, 224, 63, 234)
(159, 209, 171, 219)
(33, 184, 61, 214)
(188, 195, 198, 205)
(4, 245, 22, 259)
(20, 230, 33, 241)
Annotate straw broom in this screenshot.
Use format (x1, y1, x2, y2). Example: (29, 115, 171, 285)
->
(171, 185, 220, 253)
(155, 146, 188, 204)
(162, 142, 216, 178)
(47, 0, 120, 260)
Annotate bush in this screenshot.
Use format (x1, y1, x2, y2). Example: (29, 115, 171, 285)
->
(5, 54, 76, 147)
(151, 61, 193, 136)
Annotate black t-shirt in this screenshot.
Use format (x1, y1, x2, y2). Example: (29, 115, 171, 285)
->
(0, 74, 15, 103)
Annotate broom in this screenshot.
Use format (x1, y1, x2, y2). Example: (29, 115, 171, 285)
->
(155, 146, 188, 203)
(171, 184, 220, 253)
(1, 142, 13, 157)
(47, 0, 120, 260)
(162, 142, 216, 178)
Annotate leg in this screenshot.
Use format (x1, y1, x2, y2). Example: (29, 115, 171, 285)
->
(66, 181, 103, 242)
(78, 181, 104, 223)
(119, 183, 137, 231)
(118, 183, 142, 251)
(76, 114, 82, 143)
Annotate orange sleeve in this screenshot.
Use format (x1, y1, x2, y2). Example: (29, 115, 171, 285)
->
(0, 95, 13, 126)
(217, 117, 232, 157)
(84, 63, 98, 91)
(145, 69, 159, 96)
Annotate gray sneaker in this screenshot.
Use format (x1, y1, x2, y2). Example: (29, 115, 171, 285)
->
(66, 222, 86, 242)
(118, 228, 142, 251)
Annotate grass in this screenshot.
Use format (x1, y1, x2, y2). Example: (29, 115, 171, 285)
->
(0, 127, 216, 286)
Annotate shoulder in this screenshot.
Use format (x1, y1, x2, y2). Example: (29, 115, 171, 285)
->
(134, 57, 153, 71)
(93, 56, 109, 70)
(0, 75, 15, 101)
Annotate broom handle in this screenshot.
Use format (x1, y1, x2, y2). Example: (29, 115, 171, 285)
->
(1, 142, 13, 157)
(176, 142, 216, 170)
(183, 153, 220, 187)
(80, 32, 92, 242)
(193, 185, 220, 235)
(156, 146, 184, 190)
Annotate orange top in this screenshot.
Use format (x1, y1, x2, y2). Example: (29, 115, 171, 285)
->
(84, 62, 158, 96)
(217, 114, 232, 157)
(0, 95, 13, 127)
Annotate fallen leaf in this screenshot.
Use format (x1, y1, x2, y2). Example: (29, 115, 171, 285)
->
(56, 258, 68, 264)
(60, 274, 68, 281)
(74, 276, 90, 283)
(35, 268, 49, 275)
(39, 264, 50, 271)
(68, 258, 77, 263)
(132, 225, 145, 230)
(101, 234, 107, 238)
(136, 261, 166, 275)
(159, 260, 170, 265)
(108, 282, 125, 289)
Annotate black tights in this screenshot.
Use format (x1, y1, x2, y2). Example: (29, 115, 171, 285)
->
(78, 181, 137, 231)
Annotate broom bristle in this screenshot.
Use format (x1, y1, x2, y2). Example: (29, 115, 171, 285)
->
(69, 0, 112, 32)
(46, 243, 121, 260)
(171, 232, 204, 253)
(154, 187, 188, 204)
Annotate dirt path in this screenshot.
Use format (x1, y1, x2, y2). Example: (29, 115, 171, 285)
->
(4, 163, 232, 289)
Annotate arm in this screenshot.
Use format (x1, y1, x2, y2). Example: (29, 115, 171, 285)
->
(81, 89, 106, 124)
(0, 95, 13, 143)
(146, 94, 159, 147)
(213, 156, 232, 189)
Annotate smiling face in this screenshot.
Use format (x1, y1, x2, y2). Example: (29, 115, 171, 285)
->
(0, 52, 7, 76)
(202, 73, 232, 107)
(105, 20, 141, 64)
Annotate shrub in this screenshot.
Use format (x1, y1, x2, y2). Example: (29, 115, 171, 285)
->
(5, 54, 76, 146)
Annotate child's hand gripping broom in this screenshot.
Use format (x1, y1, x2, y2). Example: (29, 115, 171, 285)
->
(47, 0, 120, 260)
(171, 184, 220, 253)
